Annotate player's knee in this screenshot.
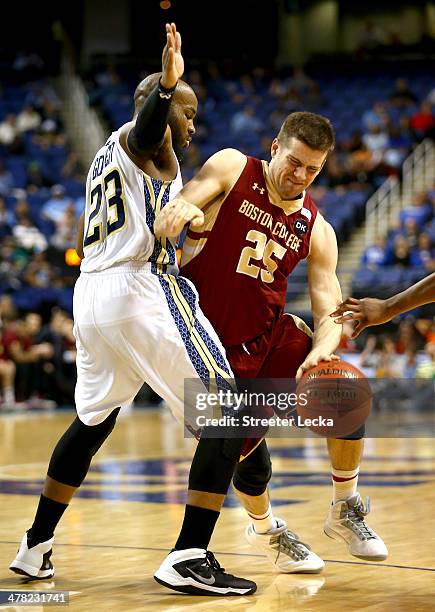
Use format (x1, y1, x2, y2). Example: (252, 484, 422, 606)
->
(233, 443, 272, 496)
(189, 436, 244, 495)
(48, 408, 120, 486)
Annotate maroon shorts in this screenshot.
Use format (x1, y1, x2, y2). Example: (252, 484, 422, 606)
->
(225, 313, 313, 460)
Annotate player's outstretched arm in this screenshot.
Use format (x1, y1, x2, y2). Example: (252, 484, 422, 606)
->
(154, 148, 245, 237)
(296, 216, 342, 380)
(127, 23, 183, 157)
(330, 272, 435, 338)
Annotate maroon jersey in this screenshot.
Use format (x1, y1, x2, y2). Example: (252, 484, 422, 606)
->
(181, 156, 318, 347)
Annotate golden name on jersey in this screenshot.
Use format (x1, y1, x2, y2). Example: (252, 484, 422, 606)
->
(238, 199, 302, 252)
(91, 141, 116, 181)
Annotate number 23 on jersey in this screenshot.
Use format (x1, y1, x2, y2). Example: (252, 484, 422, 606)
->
(84, 168, 127, 248)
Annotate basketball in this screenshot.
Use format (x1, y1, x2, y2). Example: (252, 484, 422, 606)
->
(296, 360, 372, 437)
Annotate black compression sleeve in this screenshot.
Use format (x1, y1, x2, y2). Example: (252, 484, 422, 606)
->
(127, 80, 177, 156)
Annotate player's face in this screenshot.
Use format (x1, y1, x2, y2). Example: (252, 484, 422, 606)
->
(168, 87, 198, 157)
(269, 137, 327, 199)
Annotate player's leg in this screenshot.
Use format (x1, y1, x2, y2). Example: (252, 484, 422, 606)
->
(10, 273, 144, 579)
(9, 409, 120, 579)
(115, 273, 256, 595)
(324, 433, 388, 560)
(232, 313, 324, 572)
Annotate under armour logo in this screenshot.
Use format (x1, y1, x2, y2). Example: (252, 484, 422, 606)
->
(252, 183, 265, 194)
(159, 91, 172, 99)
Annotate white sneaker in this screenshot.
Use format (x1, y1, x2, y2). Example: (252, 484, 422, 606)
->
(245, 518, 325, 573)
(324, 493, 388, 561)
(9, 532, 55, 579)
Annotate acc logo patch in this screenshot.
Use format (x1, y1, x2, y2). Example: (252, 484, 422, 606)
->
(294, 218, 308, 237)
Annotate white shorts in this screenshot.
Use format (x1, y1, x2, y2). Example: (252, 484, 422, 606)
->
(73, 263, 233, 426)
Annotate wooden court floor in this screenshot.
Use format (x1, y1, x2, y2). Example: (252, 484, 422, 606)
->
(0, 410, 434, 611)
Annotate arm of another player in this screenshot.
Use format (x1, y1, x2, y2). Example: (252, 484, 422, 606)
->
(126, 23, 183, 156)
(296, 216, 342, 380)
(154, 148, 246, 237)
(76, 212, 85, 259)
(330, 271, 435, 338)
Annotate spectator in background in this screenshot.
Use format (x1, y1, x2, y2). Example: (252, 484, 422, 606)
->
(362, 123, 388, 160)
(27, 161, 52, 191)
(16, 104, 41, 133)
(53, 316, 77, 405)
(0, 114, 19, 149)
(41, 184, 73, 224)
(388, 78, 418, 108)
(230, 106, 262, 135)
(391, 235, 411, 267)
(395, 319, 418, 354)
(0, 333, 18, 409)
(362, 102, 389, 132)
(376, 336, 405, 378)
(2, 313, 54, 405)
(361, 236, 387, 268)
(0, 161, 14, 196)
(13, 217, 47, 253)
(400, 192, 432, 228)
(61, 151, 84, 181)
(415, 342, 435, 378)
(0, 237, 24, 290)
(40, 100, 63, 135)
(411, 232, 435, 270)
(0, 295, 17, 328)
(402, 217, 420, 249)
(409, 101, 435, 140)
(24, 252, 57, 288)
(51, 203, 77, 250)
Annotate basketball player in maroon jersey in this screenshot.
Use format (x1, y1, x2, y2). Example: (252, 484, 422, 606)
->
(154, 112, 388, 592)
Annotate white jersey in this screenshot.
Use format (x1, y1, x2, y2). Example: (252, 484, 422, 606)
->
(80, 126, 183, 274)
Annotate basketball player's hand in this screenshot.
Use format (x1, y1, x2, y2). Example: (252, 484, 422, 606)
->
(161, 23, 184, 90)
(154, 197, 204, 238)
(296, 351, 340, 381)
(330, 297, 390, 338)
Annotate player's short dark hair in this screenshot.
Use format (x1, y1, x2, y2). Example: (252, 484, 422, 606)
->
(278, 112, 335, 153)
(133, 73, 191, 114)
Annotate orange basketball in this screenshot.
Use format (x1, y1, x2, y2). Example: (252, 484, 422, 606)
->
(296, 360, 372, 437)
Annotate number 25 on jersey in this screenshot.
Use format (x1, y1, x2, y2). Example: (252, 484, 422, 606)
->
(236, 229, 286, 283)
(84, 169, 127, 248)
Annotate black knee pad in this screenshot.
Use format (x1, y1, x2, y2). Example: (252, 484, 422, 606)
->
(188, 434, 244, 495)
(47, 408, 120, 487)
(338, 424, 366, 440)
(233, 440, 272, 497)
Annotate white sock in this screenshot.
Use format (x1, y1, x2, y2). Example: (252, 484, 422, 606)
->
(3, 387, 15, 404)
(249, 503, 276, 534)
(332, 467, 359, 503)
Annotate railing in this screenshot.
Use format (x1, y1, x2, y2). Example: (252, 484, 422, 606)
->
(57, 73, 107, 169)
(365, 139, 435, 245)
(365, 176, 400, 244)
(401, 139, 435, 209)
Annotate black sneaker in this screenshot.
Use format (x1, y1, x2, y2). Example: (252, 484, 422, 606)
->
(154, 548, 257, 596)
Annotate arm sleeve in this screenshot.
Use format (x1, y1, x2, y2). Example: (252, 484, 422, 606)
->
(127, 80, 176, 156)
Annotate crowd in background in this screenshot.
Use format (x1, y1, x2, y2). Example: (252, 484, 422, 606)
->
(0, 294, 76, 410)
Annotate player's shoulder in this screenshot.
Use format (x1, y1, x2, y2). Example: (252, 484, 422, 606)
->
(311, 213, 337, 248)
(207, 148, 246, 167)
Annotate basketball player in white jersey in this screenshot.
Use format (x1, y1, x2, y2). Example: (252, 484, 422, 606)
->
(9, 24, 257, 596)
